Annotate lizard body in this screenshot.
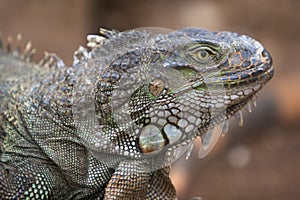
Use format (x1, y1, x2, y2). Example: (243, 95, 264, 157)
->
(0, 28, 273, 199)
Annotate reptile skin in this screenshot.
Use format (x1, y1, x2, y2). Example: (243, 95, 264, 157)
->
(0, 28, 273, 199)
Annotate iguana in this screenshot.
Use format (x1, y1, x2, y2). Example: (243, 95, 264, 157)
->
(0, 27, 273, 199)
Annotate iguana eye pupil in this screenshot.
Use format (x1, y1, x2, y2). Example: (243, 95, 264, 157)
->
(198, 50, 209, 59)
(148, 78, 165, 97)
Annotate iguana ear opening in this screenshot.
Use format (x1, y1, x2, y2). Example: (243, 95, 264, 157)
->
(148, 78, 165, 97)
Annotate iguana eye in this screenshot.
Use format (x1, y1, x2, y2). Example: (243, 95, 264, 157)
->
(184, 42, 224, 66)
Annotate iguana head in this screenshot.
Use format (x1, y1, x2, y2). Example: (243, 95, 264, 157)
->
(73, 28, 273, 171)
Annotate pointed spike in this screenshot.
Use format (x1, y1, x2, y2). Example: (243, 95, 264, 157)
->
(43, 52, 51, 66)
(47, 55, 55, 67)
(38, 52, 49, 66)
(171, 145, 187, 162)
(87, 42, 96, 48)
(38, 52, 64, 68)
(13, 33, 22, 56)
(253, 99, 257, 108)
(245, 102, 252, 113)
(56, 57, 65, 68)
(87, 34, 105, 43)
(99, 28, 119, 39)
(17, 33, 22, 41)
(13, 33, 23, 56)
(73, 46, 89, 66)
(87, 34, 105, 48)
(73, 54, 80, 66)
(25, 48, 37, 62)
(0, 32, 3, 50)
(23, 41, 33, 57)
(221, 120, 230, 137)
(192, 197, 203, 200)
(198, 126, 222, 159)
(7, 36, 13, 52)
(200, 129, 214, 152)
(80, 46, 89, 58)
(185, 142, 194, 160)
(49, 53, 65, 68)
(43, 56, 54, 68)
(235, 110, 244, 126)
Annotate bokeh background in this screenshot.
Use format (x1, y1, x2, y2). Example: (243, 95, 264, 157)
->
(0, 0, 299, 199)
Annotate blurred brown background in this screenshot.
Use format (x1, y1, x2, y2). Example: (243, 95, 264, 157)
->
(0, 0, 299, 199)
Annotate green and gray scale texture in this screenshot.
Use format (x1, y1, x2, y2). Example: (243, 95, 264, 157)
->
(0, 28, 273, 199)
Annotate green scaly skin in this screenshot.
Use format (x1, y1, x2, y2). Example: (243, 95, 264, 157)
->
(0, 28, 273, 199)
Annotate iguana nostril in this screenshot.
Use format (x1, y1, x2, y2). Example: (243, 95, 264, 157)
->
(261, 49, 273, 66)
(261, 49, 270, 59)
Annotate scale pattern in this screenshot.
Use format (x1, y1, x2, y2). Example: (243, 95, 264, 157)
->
(0, 28, 273, 199)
